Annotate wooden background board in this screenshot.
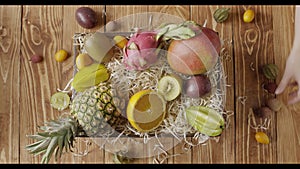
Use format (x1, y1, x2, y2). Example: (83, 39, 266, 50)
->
(0, 5, 299, 164)
(233, 5, 277, 164)
(0, 5, 21, 163)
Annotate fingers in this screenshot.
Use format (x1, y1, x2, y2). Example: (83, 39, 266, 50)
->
(275, 73, 291, 95)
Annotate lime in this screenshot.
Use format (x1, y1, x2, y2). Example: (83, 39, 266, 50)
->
(50, 92, 70, 111)
(126, 90, 166, 132)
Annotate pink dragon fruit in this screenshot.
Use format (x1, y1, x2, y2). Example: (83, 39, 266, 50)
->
(123, 31, 161, 71)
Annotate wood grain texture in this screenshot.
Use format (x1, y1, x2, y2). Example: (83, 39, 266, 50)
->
(233, 5, 277, 164)
(19, 5, 64, 163)
(20, 5, 107, 164)
(105, 5, 149, 32)
(0, 5, 21, 164)
(61, 5, 106, 164)
(148, 5, 190, 20)
(190, 5, 235, 164)
(146, 5, 192, 164)
(1, 5, 300, 164)
(272, 6, 300, 163)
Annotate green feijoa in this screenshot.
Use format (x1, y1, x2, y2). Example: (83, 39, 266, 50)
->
(213, 8, 230, 23)
(262, 64, 279, 80)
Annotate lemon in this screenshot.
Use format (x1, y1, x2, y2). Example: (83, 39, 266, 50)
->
(50, 92, 70, 111)
(113, 35, 128, 49)
(255, 131, 270, 144)
(54, 49, 68, 62)
(76, 53, 94, 70)
(126, 89, 166, 132)
(243, 9, 255, 23)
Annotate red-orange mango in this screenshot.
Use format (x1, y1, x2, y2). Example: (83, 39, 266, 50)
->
(167, 27, 221, 75)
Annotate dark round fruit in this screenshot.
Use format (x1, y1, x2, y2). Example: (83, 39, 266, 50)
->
(254, 106, 273, 119)
(263, 82, 277, 94)
(30, 54, 43, 63)
(75, 7, 97, 29)
(184, 74, 211, 98)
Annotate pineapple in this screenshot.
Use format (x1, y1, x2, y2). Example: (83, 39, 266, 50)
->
(71, 82, 127, 136)
(26, 82, 128, 163)
(25, 116, 78, 164)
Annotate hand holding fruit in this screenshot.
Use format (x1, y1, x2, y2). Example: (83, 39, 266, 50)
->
(275, 49, 300, 105)
(275, 5, 300, 105)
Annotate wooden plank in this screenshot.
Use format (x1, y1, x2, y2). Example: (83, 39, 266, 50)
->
(19, 5, 64, 163)
(61, 5, 106, 164)
(190, 5, 235, 164)
(11, 5, 300, 164)
(147, 5, 191, 164)
(148, 5, 190, 26)
(233, 5, 277, 163)
(0, 5, 21, 164)
(19, 5, 107, 164)
(272, 5, 300, 163)
(103, 5, 149, 164)
(105, 5, 149, 32)
(103, 137, 152, 164)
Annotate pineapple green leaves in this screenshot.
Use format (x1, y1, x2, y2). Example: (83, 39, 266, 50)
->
(25, 116, 78, 164)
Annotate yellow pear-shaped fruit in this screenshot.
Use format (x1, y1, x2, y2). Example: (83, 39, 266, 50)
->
(76, 53, 94, 70)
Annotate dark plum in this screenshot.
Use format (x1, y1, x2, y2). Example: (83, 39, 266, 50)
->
(184, 74, 211, 98)
(30, 54, 43, 63)
(75, 7, 97, 29)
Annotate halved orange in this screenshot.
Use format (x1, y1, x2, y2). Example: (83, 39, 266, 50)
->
(126, 89, 166, 133)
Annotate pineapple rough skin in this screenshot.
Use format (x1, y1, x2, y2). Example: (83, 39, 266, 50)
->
(26, 83, 128, 164)
(70, 82, 127, 136)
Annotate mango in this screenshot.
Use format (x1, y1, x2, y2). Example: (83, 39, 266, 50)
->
(167, 27, 221, 75)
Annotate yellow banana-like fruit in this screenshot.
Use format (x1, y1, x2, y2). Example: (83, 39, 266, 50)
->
(185, 105, 225, 137)
(72, 63, 109, 92)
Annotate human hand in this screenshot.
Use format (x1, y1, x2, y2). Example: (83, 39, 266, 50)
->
(275, 51, 300, 105)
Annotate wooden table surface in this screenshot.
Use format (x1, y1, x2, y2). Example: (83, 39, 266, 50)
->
(1, 5, 300, 164)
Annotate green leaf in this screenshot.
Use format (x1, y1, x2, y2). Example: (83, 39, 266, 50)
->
(25, 116, 78, 164)
(41, 137, 58, 164)
(156, 22, 196, 41)
(26, 139, 45, 149)
(55, 135, 65, 161)
(28, 138, 51, 154)
(26, 134, 46, 141)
